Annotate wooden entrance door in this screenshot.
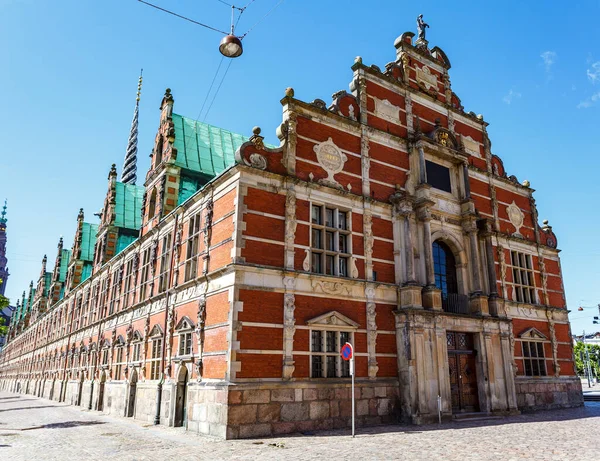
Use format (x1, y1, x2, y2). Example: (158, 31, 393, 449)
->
(174, 366, 188, 427)
(447, 332, 479, 413)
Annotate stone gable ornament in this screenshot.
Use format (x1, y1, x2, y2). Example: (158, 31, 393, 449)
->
(313, 137, 347, 188)
(507, 201, 524, 235)
(417, 14, 429, 42)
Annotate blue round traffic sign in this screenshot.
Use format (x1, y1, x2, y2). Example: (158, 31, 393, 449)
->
(341, 343, 353, 361)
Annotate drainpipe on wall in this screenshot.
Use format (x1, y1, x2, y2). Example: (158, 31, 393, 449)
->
(154, 213, 179, 425)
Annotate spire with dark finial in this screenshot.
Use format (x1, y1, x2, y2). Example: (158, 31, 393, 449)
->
(0, 199, 7, 225)
(121, 70, 143, 185)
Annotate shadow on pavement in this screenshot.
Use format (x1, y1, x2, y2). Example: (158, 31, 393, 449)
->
(20, 421, 106, 431)
(0, 397, 21, 400)
(280, 402, 600, 439)
(0, 406, 59, 413)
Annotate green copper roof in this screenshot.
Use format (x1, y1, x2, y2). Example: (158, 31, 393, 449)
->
(172, 114, 249, 178)
(114, 182, 144, 230)
(80, 223, 98, 262)
(43, 273, 52, 297)
(59, 249, 71, 283)
(81, 262, 93, 284)
(117, 234, 137, 255)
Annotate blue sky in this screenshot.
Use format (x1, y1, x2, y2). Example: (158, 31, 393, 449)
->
(1, 0, 599, 334)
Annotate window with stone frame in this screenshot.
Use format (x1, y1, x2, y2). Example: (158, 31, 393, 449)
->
(310, 329, 352, 378)
(132, 338, 142, 362)
(509, 251, 536, 304)
(90, 283, 100, 323)
(81, 291, 90, 328)
(73, 296, 83, 331)
(114, 342, 125, 379)
(150, 337, 163, 380)
(101, 345, 110, 366)
(175, 317, 194, 357)
(184, 212, 202, 282)
(178, 331, 193, 356)
(139, 246, 152, 301)
(122, 258, 134, 309)
(98, 275, 111, 318)
(158, 233, 172, 293)
(519, 328, 548, 377)
(522, 340, 547, 376)
(310, 204, 351, 277)
(425, 160, 452, 194)
(108, 268, 120, 315)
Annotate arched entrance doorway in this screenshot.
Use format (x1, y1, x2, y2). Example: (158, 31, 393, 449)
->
(432, 240, 468, 314)
(97, 371, 106, 412)
(173, 366, 188, 427)
(125, 368, 138, 417)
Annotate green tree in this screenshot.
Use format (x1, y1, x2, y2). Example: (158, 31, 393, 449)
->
(574, 341, 600, 378)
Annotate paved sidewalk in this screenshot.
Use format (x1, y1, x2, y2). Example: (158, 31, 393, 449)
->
(0, 391, 597, 460)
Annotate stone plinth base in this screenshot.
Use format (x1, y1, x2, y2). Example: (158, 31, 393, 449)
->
(422, 287, 442, 311)
(469, 294, 489, 316)
(515, 377, 583, 410)
(399, 285, 423, 308)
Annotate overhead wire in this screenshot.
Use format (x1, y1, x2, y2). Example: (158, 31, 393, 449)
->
(202, 58, 234, 122)
(239, 0, 285, 38)
(137, 0, 285, 134)
(137, 0, 229, 35)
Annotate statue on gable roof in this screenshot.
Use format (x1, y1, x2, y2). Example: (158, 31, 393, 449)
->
(417, 14, 429, 41)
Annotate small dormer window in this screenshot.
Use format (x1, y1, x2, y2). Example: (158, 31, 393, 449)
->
(426, 160, 452, 193)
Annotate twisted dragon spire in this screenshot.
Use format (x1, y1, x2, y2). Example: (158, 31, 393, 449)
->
(121, 70, 143, 185)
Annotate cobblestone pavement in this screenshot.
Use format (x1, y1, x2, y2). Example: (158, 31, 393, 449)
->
(0, 391, 597, 461)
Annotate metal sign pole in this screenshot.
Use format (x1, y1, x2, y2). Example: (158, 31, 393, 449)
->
(350, 353, 355, 438)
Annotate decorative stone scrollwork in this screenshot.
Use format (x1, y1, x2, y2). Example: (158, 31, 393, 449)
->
(548, 320, 560, 377)
(195, 295, 206, 380)
(302, 249, 310, 272)
(497, 245, 507, 297)
(284, 187, 297, 269)
(350, 257, 359, 279)
(282, 293, 296, 380)
(366, 302, 378, 378)
(247, 153, 267, 170)
(312, 280, 351, 296)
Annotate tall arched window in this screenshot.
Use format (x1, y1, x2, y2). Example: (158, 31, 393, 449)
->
(433, 240, 465, 313)
(148, 188, 157, 220)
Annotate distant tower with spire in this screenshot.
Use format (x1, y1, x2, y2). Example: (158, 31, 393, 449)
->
(121, 70, 143, 185)
(0, 200, 9, 296)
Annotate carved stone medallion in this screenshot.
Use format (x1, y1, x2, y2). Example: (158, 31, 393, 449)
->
(507, 201, 524, 235)
(313, 137, 347, 187)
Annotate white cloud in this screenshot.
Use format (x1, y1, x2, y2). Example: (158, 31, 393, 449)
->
(541, 51, 557, 73)
(503, 89, 521, 105)
(577, 91, 600, 109)
(587, 61, 600, 83)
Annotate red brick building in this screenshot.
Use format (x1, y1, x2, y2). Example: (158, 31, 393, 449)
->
(0, 30, 582, 438)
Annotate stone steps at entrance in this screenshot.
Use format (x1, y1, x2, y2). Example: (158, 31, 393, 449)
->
(452, 412, 504, 423)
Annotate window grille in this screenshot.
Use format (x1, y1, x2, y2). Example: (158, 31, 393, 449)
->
(150, 338, 163, 380)
(510, 251, 536, 304)
(310, 330, 351, 378)
(184, 213, 202, 282)
(310, 205, 351, 277)
(522, 340, 547, 376)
